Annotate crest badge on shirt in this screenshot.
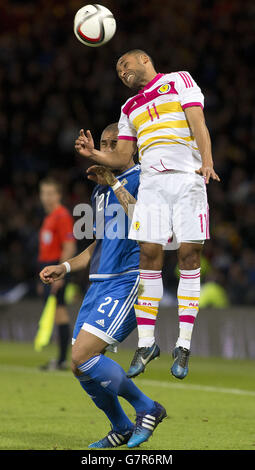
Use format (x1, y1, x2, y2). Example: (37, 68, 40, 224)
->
(133, 221, 140, 231)
(158, 84, 171, 94)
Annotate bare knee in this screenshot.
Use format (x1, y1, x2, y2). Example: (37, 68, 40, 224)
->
(178, 243, 203, 270)
(139, 242, 163, 270)
(71, 347, 91, 376)
(71, 330, 108, 376)
(71, 360, 81, 376)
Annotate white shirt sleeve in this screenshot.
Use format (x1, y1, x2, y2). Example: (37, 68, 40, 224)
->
(173, 71, 204, 110)
(118, 103, 137, 142)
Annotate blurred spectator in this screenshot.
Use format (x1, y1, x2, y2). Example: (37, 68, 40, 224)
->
(200, 268, 229, 308)
(0, 0, 254, 305)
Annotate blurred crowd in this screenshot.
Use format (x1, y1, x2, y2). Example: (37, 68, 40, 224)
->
(0, 0, 255, 305)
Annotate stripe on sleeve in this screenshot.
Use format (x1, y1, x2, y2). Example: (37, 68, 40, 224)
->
(118, 135, 137, 141)
(183, 72, 193, 87)
(178, 72, 193, 88)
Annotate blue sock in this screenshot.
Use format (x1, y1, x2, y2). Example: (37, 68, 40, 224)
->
(77, 354, 155, 413)
(78, 374, 134, 433)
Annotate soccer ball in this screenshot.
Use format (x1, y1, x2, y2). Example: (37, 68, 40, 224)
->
(74, 4, 116, 47)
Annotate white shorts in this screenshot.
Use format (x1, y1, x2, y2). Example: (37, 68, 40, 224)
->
(128, 170, 209, 248)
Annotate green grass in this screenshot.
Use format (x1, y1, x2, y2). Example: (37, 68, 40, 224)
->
(0, 341, 255, 450)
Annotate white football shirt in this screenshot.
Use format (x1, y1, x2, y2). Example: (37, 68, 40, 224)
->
(118, 72, 204, 173)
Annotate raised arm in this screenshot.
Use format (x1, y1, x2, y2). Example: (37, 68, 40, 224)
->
(87, 165, 137, 218)
(184, 106, 220, 184)
(75, 129, 136, 170)
(113, 183, 136, 218)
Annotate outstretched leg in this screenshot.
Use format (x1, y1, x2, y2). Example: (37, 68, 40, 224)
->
(72, 331, 134, 447)
(72, 329, 166, 448)
(171, 242, 203, 379)
(127, 242, 164, 378)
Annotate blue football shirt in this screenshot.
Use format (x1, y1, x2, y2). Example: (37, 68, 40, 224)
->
(89, 164, 140, 281)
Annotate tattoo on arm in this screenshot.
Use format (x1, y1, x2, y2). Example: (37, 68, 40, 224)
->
(114, 185, 137, 218)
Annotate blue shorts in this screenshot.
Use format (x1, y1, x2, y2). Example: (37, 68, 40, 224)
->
(72, 274, 139, 345)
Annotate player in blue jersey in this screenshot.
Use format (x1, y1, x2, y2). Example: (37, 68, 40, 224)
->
(39, 123, 166, 449)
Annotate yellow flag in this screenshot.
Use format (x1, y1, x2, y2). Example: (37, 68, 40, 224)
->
(64, 282, 81, 304)
(34, 295, 57, 352)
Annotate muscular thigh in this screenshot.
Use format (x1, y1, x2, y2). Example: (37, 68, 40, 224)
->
(139, 242, 164, 271)
(178, 242, 203, 270)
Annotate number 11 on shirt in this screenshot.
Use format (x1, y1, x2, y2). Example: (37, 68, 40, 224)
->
(146, 103, 160, 122)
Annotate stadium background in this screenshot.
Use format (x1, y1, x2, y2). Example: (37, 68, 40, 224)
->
(0, 0, 255, 452)
(0, 0, 255, 349)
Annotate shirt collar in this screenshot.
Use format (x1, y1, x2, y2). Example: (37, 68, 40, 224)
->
(138, 73, 164, 93)
(117, 164, 140, 179)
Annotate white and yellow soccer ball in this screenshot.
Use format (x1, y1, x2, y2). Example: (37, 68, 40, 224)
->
(74, 4, 116, 47)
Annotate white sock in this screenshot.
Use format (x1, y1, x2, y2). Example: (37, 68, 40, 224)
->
(135, 270, 163, 348)
(176, 268, 200, 350)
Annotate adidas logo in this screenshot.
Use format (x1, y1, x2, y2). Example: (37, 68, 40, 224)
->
(142, 414, 156, 431)
(100, 380, 112, 388)
(96, 319, 105, 327)
(108, 432, 125, 447)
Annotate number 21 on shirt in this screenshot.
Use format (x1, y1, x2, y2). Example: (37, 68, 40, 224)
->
(97, 191, 111, 211)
